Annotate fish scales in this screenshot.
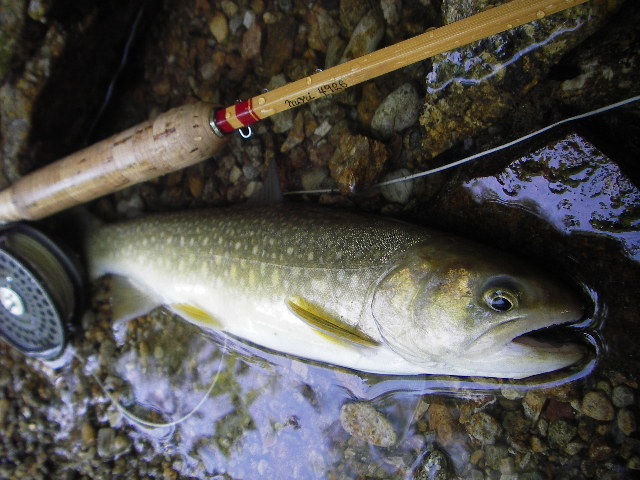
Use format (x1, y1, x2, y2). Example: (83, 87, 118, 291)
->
(86, 205, 586, 378)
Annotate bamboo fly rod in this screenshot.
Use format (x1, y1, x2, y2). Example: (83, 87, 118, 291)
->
(0, 0, 588, 223)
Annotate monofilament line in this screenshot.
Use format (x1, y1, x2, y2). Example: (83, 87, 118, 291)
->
(284, 94, 640, 195)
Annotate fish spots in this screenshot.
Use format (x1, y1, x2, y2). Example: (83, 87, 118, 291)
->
(307, 252, 314, 261)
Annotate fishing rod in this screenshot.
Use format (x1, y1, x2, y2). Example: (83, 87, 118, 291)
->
(0, 0, 588, 359)
(0, 0, 587, 224)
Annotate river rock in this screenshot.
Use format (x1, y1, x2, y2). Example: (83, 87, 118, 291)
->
(618, 409, 637, 436)
(555, 1, 640, 111)
(208, 12, 229, 43)
(547, 419, 577, 450)
(581, 391, 615, 422)
(413, 449, 452, 480)
(612, 385, 635, 408)
(328, 133, 387, 193)
(371, 83, 421, 139)
(464, 412, 502, 445)
(339, 8, 384, 63)
(339, 402, 397, 447)
(419, 0, 624, 159)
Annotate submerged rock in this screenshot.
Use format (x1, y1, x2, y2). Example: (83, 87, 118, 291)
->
(340, 402, 397, 447)
(419, 0, 624, 159)
(463, 132, 640, 261)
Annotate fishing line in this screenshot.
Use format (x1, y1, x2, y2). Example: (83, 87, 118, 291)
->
(284, 94, 640, 196)
(72, 332, 228, 430)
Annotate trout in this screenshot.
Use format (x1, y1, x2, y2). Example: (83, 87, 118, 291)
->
(86, 205, 585, 379)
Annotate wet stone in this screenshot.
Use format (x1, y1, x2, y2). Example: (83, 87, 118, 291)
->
(419, 0, 623, 159)
(523, 391, 546, 423)
(612, 385, 635, 408)
(617, 409, 637, 436)
(339, 402, 397, 447)
(428, 403, 465, 448)
(464, 412, 502, 445)
(413, 449, 452, 480)
(581, 391, 615, 422)
(380, 168, 413, 204)
(588, 436, 614, 461)
(340, 8, 384, 63)
(547, 419, 577, 450)
(483, 444, 509, 470)
(503, 410, 530, 450)
(208, 12, 229, 43)
(81, 421, 96, 448)
(328, 133, 388, 193)
(371, 83, 421, 139)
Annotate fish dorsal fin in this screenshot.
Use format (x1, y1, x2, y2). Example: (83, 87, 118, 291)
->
(110, 275, 162, 323)
(248, 158, 283, 205)
(286, 296, 380, 348)
(167, 303, 223, 330)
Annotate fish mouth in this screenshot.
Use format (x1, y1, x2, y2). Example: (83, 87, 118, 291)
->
(467, 317, 587, 379)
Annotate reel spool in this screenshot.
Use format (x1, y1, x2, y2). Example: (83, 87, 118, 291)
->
(0, 224, 84, 360)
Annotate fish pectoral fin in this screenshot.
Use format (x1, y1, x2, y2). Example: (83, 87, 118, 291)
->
(110, 275, 162, 323)
(286, 297, 380, 348)
(168, 303, 223, 329)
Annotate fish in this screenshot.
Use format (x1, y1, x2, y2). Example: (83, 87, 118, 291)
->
(85, 205, 585, 379)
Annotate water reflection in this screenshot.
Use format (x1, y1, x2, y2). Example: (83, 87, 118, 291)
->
(464, 133, 640, 261)
(94, 306, 598, 479)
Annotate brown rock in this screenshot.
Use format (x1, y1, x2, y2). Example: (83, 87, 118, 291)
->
(339, 402, 396, 447)
(588, 436, 614, 461)
(581, 391, 615, 422)
(241, 22, 262, 60)
(618, 409, 637, 436)
(464, 412, 502, 445)
(328, 134, 387, 193)
(428, 403, 465, 447)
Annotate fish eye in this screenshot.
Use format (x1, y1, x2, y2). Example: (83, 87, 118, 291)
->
(484, 289, 518, 312)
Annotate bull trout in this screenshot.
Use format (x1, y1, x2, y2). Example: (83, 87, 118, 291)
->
(86, 205, 585, 379)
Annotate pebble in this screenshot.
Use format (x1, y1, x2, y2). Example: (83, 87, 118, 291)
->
(617, 408, 636, 435)
(340, 9, 384, 62)
(380, 0, 401, 26)
(428, 403, 463, 447)
(209, 13, 229, 43)
(241, 22, 262, 59)
(464, 412, 502, 445)
(523, 391, 546, 422)
(328, 134, 388, 193)
(612, 385, 635, 408)
(413, 449, 452, 480)
(380, 169, 413, 204)
(339, 402, 397, 447)
(371, 83, 421, 138)
(581, 391, 615, 421)
(547, 419, 577, 449)
(81, 421, 96, 448)
(0, 398, 10, 423)
(588, 436, 613, 461)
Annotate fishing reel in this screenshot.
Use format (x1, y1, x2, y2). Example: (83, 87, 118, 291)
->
(0, 223, 84, 360)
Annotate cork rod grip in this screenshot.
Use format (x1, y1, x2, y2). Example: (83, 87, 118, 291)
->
(0, 102, 226, 222)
